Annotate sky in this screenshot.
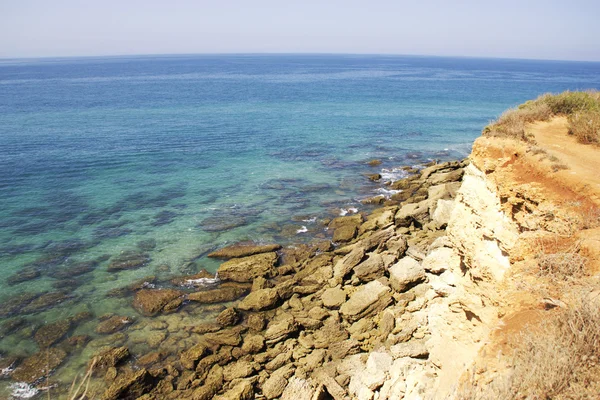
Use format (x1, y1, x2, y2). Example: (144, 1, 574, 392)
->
(1, 0, 599, 61)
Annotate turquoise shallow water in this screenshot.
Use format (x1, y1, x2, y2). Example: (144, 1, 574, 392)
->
(1, 54, 600, 397)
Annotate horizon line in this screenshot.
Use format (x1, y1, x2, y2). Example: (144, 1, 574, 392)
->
(1, 51, 600, 64)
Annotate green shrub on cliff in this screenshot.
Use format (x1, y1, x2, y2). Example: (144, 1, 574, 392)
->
(483, 90, 600, 144)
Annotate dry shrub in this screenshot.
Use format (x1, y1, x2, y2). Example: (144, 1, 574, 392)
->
(483, 108, 530, 141)
(543, 90, 600, 115)
(458, 301, 600, 399)
(568, 110, 600, 144)
(536, 241, 586, 280)
(551, 162, 569, 172)
(581, 206, 600, 229)
(528, 146, 548, 156)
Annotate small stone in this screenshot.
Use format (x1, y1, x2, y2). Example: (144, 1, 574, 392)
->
(216, 307, 240, 327)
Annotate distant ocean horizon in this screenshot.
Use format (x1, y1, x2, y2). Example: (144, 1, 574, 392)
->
(1, 53, 599, 397)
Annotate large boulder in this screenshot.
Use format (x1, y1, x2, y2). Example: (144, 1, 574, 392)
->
(132, 289, 184, 316)
(395, 200, 431, 227)
(237, 288, 280, 311)
(208, 243, 282, 259)
(432, 199, 455, 228)
(217, 253, 278, 283)
(340, 280, 392, 323)
(332, 246, 365, 283)
(389, 257, 426, 293)
(329, 215, 363, 243)
(353, 253, 385, 282)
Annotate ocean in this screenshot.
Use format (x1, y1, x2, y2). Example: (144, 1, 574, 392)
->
(1, 54, 599, 397)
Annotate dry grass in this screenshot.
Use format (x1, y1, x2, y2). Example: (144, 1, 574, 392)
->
(457, 300, 600, 399)
(536, 241, 587, 280)
(550, 162, 569, 172)
(483, 91, 600, 145)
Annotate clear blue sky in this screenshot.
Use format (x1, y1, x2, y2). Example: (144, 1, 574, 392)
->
(1, 0, 599, 61)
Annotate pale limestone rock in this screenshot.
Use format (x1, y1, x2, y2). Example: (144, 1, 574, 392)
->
(389, 257, 425, 293)
(321, 287, 346, 308)
(280, 377, 317, 400)
(432, 198, 455, 228)
(339, 280, 392, 322)
(422, 247, 460, 274)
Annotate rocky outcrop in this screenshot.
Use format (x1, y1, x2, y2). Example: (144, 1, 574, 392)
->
(217, 252, 278, 282)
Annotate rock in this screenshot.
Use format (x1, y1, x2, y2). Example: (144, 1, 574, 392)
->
(11, 348, 67, 383)
(329, 339, 360, 360)
(7, 268, 41, 286)
(354, 253, 385, 282)
(216, 307, 240, 327)
(34, 318, 71, 348)
(329, 215, 363, 243)
(187, 322, 222, 334)
(192, 364, 224, 400)
(314, 368, 348, 400)
(101, 368, 155, 400)
(321, 287, 346, 309)
(107, 250, 150, 271)
(242, 334, 265, 354)
(340, 280, 392, 322)
(308, 306, 330, 320)
(395, 200, 431, 227)
(420, 161, 461, 180)
(432, 199, 455, 228)
(390, 341, 429, 359)
(367, 159, 382, 167)
(170, 269, 214, 287)
(21, 291, 71, 314)
(265, 352, 291, 371)
(180, 343, 207, 370)
(388, 257, 426, 293)
(262, 365, 295, 399)
(217, 252, 278, 283)
(359, 206, 398, 234)
(422, 247, 460, 274)
(313, 318, 349, 349)
(237, 288, 280, 311)
(428, 168, 464, 185)
(298, 349, 326, 372)
(94, 346, 130, 371)
(264, 315, 298, 345)
(203, 327, 243, 347)
(246, 313, 266, 331)
(223, 360, 255, 381)
(428, 182, 461, 202)
(333, 246, 365, 283)
(208, 243, 282, 259)
(188, 286, 248, 303)
(281, 377, 319, 400)
(132, 289, 184, 316)
(214, 379, 254, 400)
(367, 173, 382, 181)
(96, 315, 133, 334)
(0, 317, 26, 336)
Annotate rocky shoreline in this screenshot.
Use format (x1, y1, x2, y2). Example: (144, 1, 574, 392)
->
(85, 159, 472, 400)
(4, 158, 478, 400)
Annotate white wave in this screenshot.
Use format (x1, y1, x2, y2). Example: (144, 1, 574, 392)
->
(380, 167, 409, 183)
(375, 188, 401, 197)
(9, 383, 39, 399)
(302, 217, 317, 223)
(184, 276, 221, 287)
(339, 207, 358, 216)
(296, 226, 308, 234)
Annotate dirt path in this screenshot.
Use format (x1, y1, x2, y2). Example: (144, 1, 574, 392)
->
(528, 116, 600, 206)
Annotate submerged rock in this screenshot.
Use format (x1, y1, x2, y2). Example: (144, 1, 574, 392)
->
(6, 268, 41, 286)
(21, 291, 72, 314)
(132, 289, 184, 316)
(11, 348, 67, 383)
(107, 250, 150, 272)
(96, 315, 134, 334)
(217, 252, 278, 283)
(34, 319, 72, 348)
(94, 346, 130, 371)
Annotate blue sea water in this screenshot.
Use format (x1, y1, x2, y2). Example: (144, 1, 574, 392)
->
(1, 54, 600, 396)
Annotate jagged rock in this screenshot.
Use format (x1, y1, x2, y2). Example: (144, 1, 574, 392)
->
(34, 318, 71, 348)
(329, 339, 360, 360)
(340, 280, 392, 322)
(367, 173, 382, 181)
(94, 346, 130, 371)
(192, 364, 224, 400)
(428, 182, 461, 202)
(265, 351, 291, 371)
(208, 243, 282, 259)
(281, 377, 319, 400)
(241, 334, 265, 354)
(187, 286, 248, 303)
(389, 257, 426, 293)
(329, 215, 363, 243)
(428, 168, 464, 185)
(215, 378, 254, 400)
(203, 327, 243, 347)
(264, 315, 298, 345)
(308, 306, 330, 320)
(101, 368, 155, 400)
(237, 288, 280, 311)
(246, 313, 266, 331)
(96, 315, 133, 334)
(359, 206, 398, 234)
(354, 253, 385, 282)
(432, 199, 455, 228)
(216, 307, 240, 327)
(390, 340, 429, 359)
(395, 200, 431, 227)
(333, 246, 365, 283)
(321, 287, 346, 309)
(422, 247, 460, 274)
(187, 322, 222, 334)
(313, 317, 349, 349)
(217, 252, 278, 283)
(11, 348, 67, 383)
(263, 365, 295, 399)
(180, 343, 207, 370)
(132, 289, 184, 316)
(223, 360, 256, 381)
